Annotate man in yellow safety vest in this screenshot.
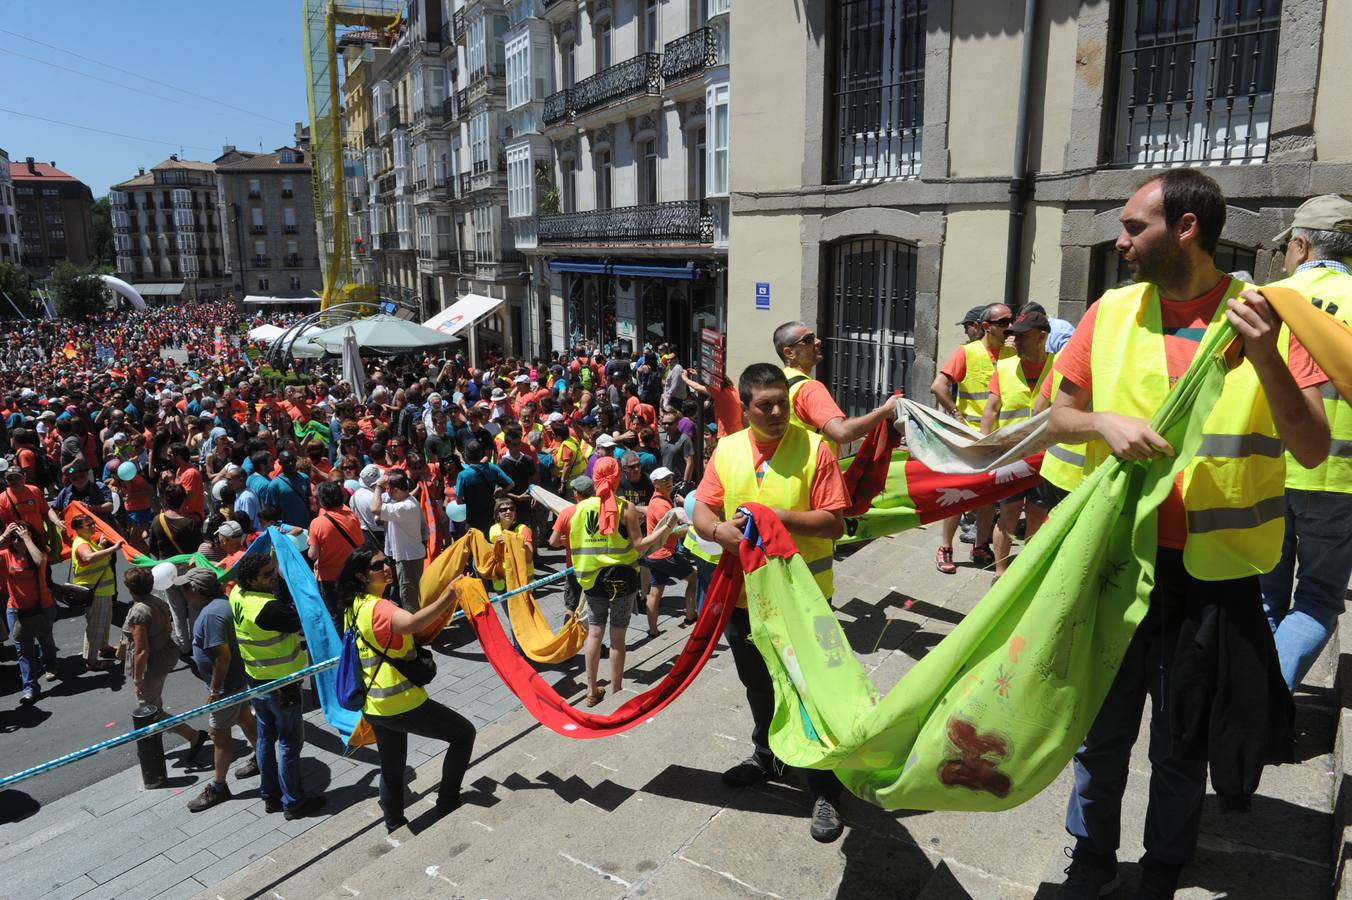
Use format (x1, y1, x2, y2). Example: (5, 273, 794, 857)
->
(930, 303, 1015, 573)
(691, 363, 851, 844)
(980, 306, 1056, 577)
(1047, 168, 1330, 897)
(229, 552, 325, 820)
(1258, 193, 1352, 692)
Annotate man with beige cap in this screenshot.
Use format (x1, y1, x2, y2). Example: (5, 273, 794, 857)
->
(1260, 193, 1352, 692)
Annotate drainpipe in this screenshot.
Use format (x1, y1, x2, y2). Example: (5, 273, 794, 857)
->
(1004, 0, 1040, 310)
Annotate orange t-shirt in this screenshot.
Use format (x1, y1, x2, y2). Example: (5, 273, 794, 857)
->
(645, 493, 677, 559)
(695, 431, 849, 514)
(1052, 277, 1327, 548)
(709, 382, 745, 438)
(789, 377, 846, 434)
(939, 341, 1002, 385)
(308, 507, 364, 581)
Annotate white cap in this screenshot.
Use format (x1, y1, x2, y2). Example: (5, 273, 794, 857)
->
(546, 412, 565, 423)
(650, 466, 675, 481)
(514, 374, 529, 384)
(359, 463, 383, 488)
(595, 433, 616, 449)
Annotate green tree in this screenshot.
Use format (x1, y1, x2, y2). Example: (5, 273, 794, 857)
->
(91, 196, 115, 268)
(535, 161, 559, 215)
(50, 261, 106, 318)
(0, 260, 30, 305)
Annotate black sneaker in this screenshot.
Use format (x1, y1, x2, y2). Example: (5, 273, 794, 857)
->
(187, 781, 232, 813)
(263, 797, 283, 814)
(1135, 859, 1181, 899)
(721, 757, 772, 788)
(808, 796, 843, 843)
(234, 756, 260, 779)
(283, 795, 327, 820)
(185, 729, 210, 763)
(1058, 846, 1120, 898)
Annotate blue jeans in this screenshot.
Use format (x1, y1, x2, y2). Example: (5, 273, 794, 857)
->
(6, 605, 58, 691)
(1065, 550, 1208, 867)
(1260, 489, 1352, 690)
(689, 554, 718, 615)
(252, 685, 307, 809)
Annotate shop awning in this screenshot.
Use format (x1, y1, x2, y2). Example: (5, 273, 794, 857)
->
(423, 293, 505, 336)
(545, 261, 700, 280)
(131, 282, 186, 296)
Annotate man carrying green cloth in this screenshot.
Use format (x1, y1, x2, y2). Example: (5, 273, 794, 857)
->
(1048, 169, 1331, 899)
(691, 364, 851, 843)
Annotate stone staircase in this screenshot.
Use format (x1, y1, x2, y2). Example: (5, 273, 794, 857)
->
(192, 528, 1345, 899)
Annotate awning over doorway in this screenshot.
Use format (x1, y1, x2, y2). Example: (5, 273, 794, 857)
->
(242, 295, 323, 306)
(422, 293, 505, 336)
(546, 261, 701, 280)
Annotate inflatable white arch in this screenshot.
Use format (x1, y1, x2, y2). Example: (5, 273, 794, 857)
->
(99, 275, 146, 311)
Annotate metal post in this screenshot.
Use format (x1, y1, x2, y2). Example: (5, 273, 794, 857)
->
(132, 703, 167, 788)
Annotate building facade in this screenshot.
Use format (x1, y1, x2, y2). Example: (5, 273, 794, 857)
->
(505, 0, 730, 362)
(725, 0, 1350, 417)
(12, 158, 95, 272)
(0, 149, 18, 265)
(111, 157, 228, 299)
(215, 144, 324, 298)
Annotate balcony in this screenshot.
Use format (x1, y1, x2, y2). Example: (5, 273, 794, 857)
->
(364, 125, 376, 146)
(282, 189, 294, 198)
(413, 101, 446, 131)
(442, 95, 458, 123)
(662, 27, 718, 85)
(248, 189, 262, 199)
(378, 173, 398, 194)
(249, 224, 268, 235)
(283, 224, 298, 234)
(543, 88, 572, 128)
(286, 254, 302, 267)
(541, 0, 576, 23)
(378, 231, 400, 251)
(142, 201, 156, 210)
(572, 53, 662, 122)
(538, 200, 714, 245)
(459, 172, 471, 197)
(453, 8, 466, 42)
(464, 67, 504, 108)
(254, 255, 271, 267)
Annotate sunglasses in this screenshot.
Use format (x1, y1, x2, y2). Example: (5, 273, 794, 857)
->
(986, 317, 1012, 327)
(788, 331, 816, 347)
(370, 557, 393, 570)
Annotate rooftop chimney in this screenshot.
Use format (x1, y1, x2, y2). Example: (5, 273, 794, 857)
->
(25, 156, 36, 174)
(169, 153, 178, 162)
(138, 167, 145, 176)
(222, 144, 236, 154)
(49, 161, 55, 168)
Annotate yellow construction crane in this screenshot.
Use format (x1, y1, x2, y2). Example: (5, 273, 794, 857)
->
(301, 0, 404, 309)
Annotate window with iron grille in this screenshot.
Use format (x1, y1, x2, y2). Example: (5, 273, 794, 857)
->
(1089, 239, 1259, 299)
(1112, 0, 1280, 166)
(824, 238, 917, 416)
(830, 0, 926, 184)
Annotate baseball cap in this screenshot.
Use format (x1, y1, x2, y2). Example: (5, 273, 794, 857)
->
(957, 305, 986, 326)
(111, 431, 128, 443)
(650, 466, 675, 481)
(64, 458, 91, 475)
(174, 566, 220, 593)
(546, 412, 565, 424)
(216, 520, 244, 539)
(514, 374, 529, 384)
(1274, 194, 1352, 244)
(570, 475, 594, 493)
(595, 433, 616, 449)
(359, 463, 383, 488)
(1008, 309, 1051, 334)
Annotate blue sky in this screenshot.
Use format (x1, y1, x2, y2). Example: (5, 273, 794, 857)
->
(0, 0, 310, 197)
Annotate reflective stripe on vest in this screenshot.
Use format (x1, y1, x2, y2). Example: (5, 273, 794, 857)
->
(568, 496, 639, 590)
(713, 424, 833, 604)
(229, 586, 308, 681)
(681, 526, 721, 563)
(992, 352, 1055, 427)
(1089, 278, 1286, 580)
(354, 593, 425, 715)
(1274, 267, 1352, 494)
(1038, 369, 1087, 491)
(957, 341, 1014, 425)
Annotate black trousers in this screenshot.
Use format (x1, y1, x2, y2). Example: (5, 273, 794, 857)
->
(367, 698, 478, 826)
(725, 607, 842, 802)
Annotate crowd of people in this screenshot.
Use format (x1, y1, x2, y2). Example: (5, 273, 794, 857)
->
(2, 174, 1351, 900)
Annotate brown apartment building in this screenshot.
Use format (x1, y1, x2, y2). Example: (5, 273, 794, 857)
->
(12, 157, 95, 271)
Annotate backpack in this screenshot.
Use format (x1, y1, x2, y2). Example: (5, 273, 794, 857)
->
(32, 452, 59, 490)
(336, 621, 377, 712)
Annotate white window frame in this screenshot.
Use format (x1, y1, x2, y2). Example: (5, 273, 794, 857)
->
(706, 82, 729, 197)
(594, 150, 612, 210)
(471, 111, 491, 173)
(248, 178, 261, 197)
(506, 33, 530, 110)
(638, 138, 658, 205)
(643, 0, 660, 54)
(506, 145, 533, 218)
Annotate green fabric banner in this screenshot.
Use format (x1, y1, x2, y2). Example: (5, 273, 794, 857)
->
(745, 321, 1231, 811)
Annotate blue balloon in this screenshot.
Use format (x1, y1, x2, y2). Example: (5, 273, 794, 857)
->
(116, 460, 138, 481)
(683, 492, 697, 522)
(447, 501, 468, 523)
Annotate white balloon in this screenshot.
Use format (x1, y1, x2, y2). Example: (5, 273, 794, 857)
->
(151, 562, 177, 592)
(693, 535, 723, 557)
(110, 492, 121, 515)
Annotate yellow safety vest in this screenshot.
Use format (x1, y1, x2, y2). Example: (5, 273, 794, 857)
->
(783, 366, 818, 434)
(352, 592, 426, 717)
(488, 521, 533, 591)
(681, 525, 721, 564)
(713, 423, 833, 604)
(229, 586, 308, 682)
(1271, 265, 1352, 493)
(1040, 368, 1088, 492)
(568, 495, 639, 591)
(70, 536, 115, 601)
(1088, 278, 1287, 580)
(992, 352, 1056, 427)
(956, 340, 1015, 426)
(559, 437, 590, 483)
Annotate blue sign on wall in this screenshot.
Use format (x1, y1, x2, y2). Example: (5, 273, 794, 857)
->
(755, 282, 770, 310)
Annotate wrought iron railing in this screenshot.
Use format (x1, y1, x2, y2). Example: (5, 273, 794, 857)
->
(453, 8, 466, 41)
(543, 88, 572, 126)
(378, 173, 398, 194)
(572, 53, 662, 116)
(248, 225, 268, 235)
(662, 27, 718, 82)
(363, 125, 376, 146)
(459, 172, 471, 197)
(441, 21, 454, 46)
(538, 200, 713, 244)
(442, 95, 457, 121)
